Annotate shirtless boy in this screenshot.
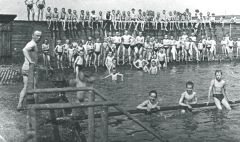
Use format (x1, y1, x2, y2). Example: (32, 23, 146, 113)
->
(25, 0, 35, 21)
(137, 90, 160, 112)
(103, 68, 124, 82)
(179, 81, 197, 113)
(207, 70, 231, 110)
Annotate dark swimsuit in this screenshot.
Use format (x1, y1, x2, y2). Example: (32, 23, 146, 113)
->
(115, 43, 121, 50)
(27, 4, 33, 9)
(160, 61, 165, 66)
(213, 94, 224, 102)
(95, 51, 101, 56)
(37, 4, 44, 9)
(123, 44, 130, 49)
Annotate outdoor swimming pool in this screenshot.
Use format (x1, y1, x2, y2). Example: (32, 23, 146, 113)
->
(93, 62, 240, 142)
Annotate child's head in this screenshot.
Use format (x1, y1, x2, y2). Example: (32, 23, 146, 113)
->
(151, 60, 156, 66)
(96, 38, 100, 42)
(238, 38, 240, 41)
(81, 10, 84, 14)
(164, 35, 168, 39)
(73, 10, 77, 14)
(68, 9, 72, 13)
(47, 7, 51, 11)
(112, 68, 117, 73)
(54, 8, 58, 12)
(66, 39, 70, 44)
(88, 36, 92, 41)
(108, 51, 113, 56)
(139, 31, 142, 36)
(79, 50, 84, 56)
(149, 90, 158, 102)
(57, 40, 61, 45)
(44, 39, 48, 44)
(186, 81, 194, 94)
(215, 70, 223, 81)
(112, 58, 117, 64)
(61, 8, 65, 12)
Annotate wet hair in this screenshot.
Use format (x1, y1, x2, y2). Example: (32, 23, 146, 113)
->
(215, 70, 223, 75)
(186, 81, 194, 88)
(149, 90, 158, 98)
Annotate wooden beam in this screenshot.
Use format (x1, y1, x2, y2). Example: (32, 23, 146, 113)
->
(88, 91, 95, 142)
(50, 110, 61, 142)
(27, 101, 118, 110)
(93, 89, 167, 142)
(27, 87, 94, 94)
(101, 106, 108, 142)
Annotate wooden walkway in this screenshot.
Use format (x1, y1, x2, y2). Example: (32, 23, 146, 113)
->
(0, 67, 19, 85)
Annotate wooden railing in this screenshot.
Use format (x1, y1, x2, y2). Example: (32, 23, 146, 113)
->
(24, 64, 166, 142)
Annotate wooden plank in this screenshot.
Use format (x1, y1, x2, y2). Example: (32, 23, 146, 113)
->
(93, 89, 167, 142)
(27, 87, 94, 94)
(88, 91, 95, 142)
(50, 110, 61, 142)
(27, 101, 118, 110)
(101, 106, 108, 142)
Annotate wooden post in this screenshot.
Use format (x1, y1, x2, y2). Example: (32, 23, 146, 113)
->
(26, 108, 39, 142)
(88, 91, 95, 142)
(101, 106, 108, 142)
(50, 110, 61, 142)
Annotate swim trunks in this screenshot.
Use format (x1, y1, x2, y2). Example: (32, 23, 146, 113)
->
(213, 94, 224, 102)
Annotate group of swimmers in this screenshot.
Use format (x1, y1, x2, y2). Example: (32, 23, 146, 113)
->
(25, 0, 222, 34)
(137, 70, 232, 114)
(42, 30, 240, 80)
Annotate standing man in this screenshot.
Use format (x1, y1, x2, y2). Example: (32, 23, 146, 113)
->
(17, 30, 42, 110)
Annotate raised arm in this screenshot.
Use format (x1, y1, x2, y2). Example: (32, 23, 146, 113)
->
(133, 60, 139, 68)
(103, 74, 112, 79)
(117, 73, 124, 81)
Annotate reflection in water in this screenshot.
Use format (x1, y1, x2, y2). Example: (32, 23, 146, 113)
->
(94, 63, 240, 142)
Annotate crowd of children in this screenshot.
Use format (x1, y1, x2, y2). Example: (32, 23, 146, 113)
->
(42, 30, 240, 80)
(25, 0, 227, 36)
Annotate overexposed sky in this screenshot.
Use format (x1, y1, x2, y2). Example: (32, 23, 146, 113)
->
(0, 0, 239, 20)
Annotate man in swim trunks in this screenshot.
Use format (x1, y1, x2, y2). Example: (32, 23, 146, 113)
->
(179, 81, 197, 113)
(36, 0, 45, 21)
(17, 30, 42, 110)
(207, 70, 231, 110)
(25, 0, 35, 21)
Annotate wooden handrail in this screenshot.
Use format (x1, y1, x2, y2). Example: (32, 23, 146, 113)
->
(92, 89, 167, 142)
(27, 101, 118, 110)
(27, 87, 94, 94)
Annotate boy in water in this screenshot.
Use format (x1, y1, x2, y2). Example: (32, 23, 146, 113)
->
(103, 68, 123, 82)
(149, 60, 158, 75)
(137, 90, 160, 112)
(179, 81, 197, 113)
(133, 55, 148, 70)
(207, 70, 231, 110)
(105, 51, 115, 74)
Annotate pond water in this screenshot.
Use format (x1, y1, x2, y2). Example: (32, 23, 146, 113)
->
(92, 62, 240, 142)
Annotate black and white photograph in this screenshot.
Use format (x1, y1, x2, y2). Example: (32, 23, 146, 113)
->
(0, 0, 240, 141)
